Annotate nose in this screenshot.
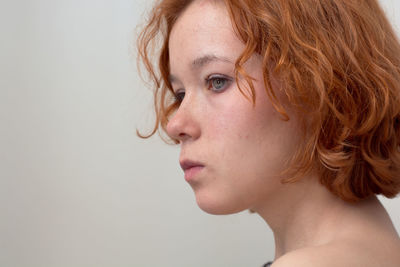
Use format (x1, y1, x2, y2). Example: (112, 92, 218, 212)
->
(166, 94, 201, 143)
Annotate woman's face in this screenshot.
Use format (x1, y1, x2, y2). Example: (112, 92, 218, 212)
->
(167, 0, 301, 214)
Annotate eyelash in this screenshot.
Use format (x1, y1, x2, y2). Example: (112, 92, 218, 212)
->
(173, 75, 232, 103)
(174, 91, 185, 103)
(206, 75, 232, 92)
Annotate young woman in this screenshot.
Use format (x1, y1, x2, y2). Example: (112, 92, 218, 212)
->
(137, 0, 400, 266)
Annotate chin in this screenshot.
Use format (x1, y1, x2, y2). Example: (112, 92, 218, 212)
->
(194, 191, 248, 215)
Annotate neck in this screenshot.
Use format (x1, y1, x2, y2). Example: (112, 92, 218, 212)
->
(251, 174, 387, 259)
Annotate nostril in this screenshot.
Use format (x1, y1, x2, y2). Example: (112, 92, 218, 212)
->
(166, 116, 184, 140)
(179, 132, 189, 139)
(165, 102, 199, 142)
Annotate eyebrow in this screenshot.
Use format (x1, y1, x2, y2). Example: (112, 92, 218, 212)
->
(168, 54, 233, 84)
(191, 54, 232, 69)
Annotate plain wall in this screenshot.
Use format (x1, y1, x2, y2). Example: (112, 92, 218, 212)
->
(0, 0, 399, 266)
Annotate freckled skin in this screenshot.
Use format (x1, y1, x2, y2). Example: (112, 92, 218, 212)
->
(167, 0, 302, 215)
(164, 2, 400, 265)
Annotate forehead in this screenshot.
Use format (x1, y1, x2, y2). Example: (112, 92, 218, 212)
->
(168, 0, 244, 68)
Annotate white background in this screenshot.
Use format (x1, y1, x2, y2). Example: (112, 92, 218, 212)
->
(0, 0, 399, 266)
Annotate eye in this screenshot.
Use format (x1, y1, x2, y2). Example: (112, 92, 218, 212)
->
(206, 75, 232, 92)
(173, 90, 185, 103)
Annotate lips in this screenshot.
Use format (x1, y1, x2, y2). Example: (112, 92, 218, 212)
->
(180, 160, 204, 171)
(179, 159, 205, 181)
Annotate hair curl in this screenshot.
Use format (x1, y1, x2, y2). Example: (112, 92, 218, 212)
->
(137, 0, 400, 202)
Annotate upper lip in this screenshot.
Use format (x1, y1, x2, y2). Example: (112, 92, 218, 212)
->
(179, 159, 204, 171)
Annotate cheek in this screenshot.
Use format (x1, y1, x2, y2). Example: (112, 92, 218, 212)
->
(202, 89, 280, 151)
(203, 86, 272, 141)
(205, 92, 299, 171)
(204, 105, 252, 142)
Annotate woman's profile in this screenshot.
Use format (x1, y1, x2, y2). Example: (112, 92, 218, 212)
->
(137, 0, 400, 266)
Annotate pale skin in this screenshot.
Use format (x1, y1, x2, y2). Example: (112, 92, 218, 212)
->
(166, 0, 400, 266)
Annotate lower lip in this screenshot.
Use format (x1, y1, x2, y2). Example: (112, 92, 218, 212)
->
(184, 166, 204, 182)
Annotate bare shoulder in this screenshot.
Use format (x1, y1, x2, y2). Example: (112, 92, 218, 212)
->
(271, 237, 400, 267)
(270, 245, 342, 267)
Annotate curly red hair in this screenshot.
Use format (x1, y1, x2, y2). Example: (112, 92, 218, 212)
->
(137, 0, 400, 202)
